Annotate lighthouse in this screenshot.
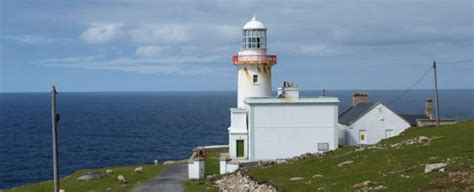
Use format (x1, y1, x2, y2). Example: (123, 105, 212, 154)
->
(233, 14, 277, 108)
(219, 14, 339, 174)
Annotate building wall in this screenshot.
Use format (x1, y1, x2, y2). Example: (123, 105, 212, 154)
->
(248, 104, 338, 161)
(345, 103, 411, 145)
(228, 108, 249, 159)
(188, 160, 204, 179)
(236, 64, 273, 108)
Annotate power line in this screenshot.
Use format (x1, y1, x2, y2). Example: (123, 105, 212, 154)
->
(388, 65, 433, 104)
(437, 59, 473, 64)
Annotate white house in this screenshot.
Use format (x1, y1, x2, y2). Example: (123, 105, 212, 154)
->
(338, 93, 411, 146)
(219, 15, 340, 174)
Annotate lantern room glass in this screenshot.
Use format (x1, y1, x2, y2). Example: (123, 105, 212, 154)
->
(242, 29, 267, 49)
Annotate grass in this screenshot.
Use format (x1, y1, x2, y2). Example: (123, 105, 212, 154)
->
(7, 164, 162, 192)
(243, 120, 474, 191)
(184, 179, 218, 192)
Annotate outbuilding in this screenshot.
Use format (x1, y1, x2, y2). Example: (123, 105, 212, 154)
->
(338, 93, 411, 146)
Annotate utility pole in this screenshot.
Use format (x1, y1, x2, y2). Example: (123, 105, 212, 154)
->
(51, 86, 60, 192)
(433, 61, 440, 127)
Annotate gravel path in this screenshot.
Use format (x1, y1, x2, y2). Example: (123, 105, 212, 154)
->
(131, 163, 188, 192)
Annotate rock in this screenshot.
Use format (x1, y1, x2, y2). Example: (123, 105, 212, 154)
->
(312, 174, 323, 178)
(154, 159, 159, 165)
(425, 163, 447, 173)
(439, 168, 445, 172)
(106, 169, 113, 175)
(59, 189, 65, 192)
(353, 180, 371, 188)
(77, 172, 103, 181)
(257, 161, 275, 167)
(117, 175, 127, 184)
(133, 167, 143, 174)
(216, 171, 277, 192)
(289, 177, 304, 181)
(337, 160, 354, 167)
(163, 160, 174, 165)
(373, 185, 386, 190)
(106, 187, 112, 191)
(418, 136, 430, 142)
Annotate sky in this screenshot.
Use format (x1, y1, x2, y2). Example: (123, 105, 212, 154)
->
(0, 0, 472, 92)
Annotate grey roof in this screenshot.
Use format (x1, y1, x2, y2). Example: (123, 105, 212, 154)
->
(400, 114, 428, 126)
(339, 102, 377, 125)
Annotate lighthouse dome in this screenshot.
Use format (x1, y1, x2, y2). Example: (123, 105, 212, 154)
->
(243, 15, 265, 29)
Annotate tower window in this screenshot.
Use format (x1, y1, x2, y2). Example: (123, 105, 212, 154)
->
(253, 75, 258, 84)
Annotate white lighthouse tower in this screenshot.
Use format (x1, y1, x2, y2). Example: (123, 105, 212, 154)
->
(233, 14, 277, 108)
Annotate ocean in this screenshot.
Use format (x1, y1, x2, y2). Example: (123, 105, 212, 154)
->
(0, 90, 472, 189)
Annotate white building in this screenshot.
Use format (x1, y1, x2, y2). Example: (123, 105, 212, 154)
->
(221, 15, 340, 173)
(338, 93, 411, 146)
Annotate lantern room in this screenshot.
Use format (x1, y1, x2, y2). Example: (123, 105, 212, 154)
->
(242, 15, 267, 49)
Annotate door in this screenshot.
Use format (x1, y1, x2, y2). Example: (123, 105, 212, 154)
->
(385, 129, 394, 138)
(359, 130, 367, 144)
(236, 140, 244, 157)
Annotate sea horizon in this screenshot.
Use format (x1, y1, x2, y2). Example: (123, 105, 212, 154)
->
(1, 88, 473, 94)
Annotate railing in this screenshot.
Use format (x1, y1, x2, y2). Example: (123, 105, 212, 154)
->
(232, 55, 277, 64)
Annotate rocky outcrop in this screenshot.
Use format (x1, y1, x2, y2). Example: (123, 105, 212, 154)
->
(425, 163, 447, 173)
(390, 136, 441, 148)
(337, 160, 354, 167)
(77, 172, 103, 181)
(215, 171, 277, 192)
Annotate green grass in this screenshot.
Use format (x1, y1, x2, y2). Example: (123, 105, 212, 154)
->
(184, 179, 218, 192)
(243, 120, 474, 191)
(7, 164, 162, 192)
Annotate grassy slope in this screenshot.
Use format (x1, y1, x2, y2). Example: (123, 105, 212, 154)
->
(7, 164, 162, 192)
(243, 120, 474, 191)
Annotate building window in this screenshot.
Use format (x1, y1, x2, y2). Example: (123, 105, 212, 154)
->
(236, 140, 244, 157)
(253, 75, 258, 84)
(318, 143, 329, 152)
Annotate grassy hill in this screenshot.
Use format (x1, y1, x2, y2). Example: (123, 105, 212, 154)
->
(6, 164, 162, 192)
(187, 120, 474, 191)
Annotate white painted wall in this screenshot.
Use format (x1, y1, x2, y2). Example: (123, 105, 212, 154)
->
(236, 63, 273, 108)
(228, 108, 249, 159)
(188, 159, 204, 179)
(248, 104, 338, 161)
(344, 103, 411, 145)
(220, 160, 239, 174)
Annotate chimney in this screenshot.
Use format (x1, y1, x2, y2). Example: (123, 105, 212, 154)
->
(352, 92, 368, 106)
(425, 98, 433, 119)
(279, 81, 299, 101)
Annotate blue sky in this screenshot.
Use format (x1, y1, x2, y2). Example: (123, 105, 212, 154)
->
(1, 0, 472, 92)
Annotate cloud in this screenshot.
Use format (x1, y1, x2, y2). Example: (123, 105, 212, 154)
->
(35, 55, 227, 75)
(135, 46, 167, 58)
(80, 23, 124, 44)
(2, 35, 67, 44)
(129, 25, 190, 44)
(298, 45, 339, 56)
